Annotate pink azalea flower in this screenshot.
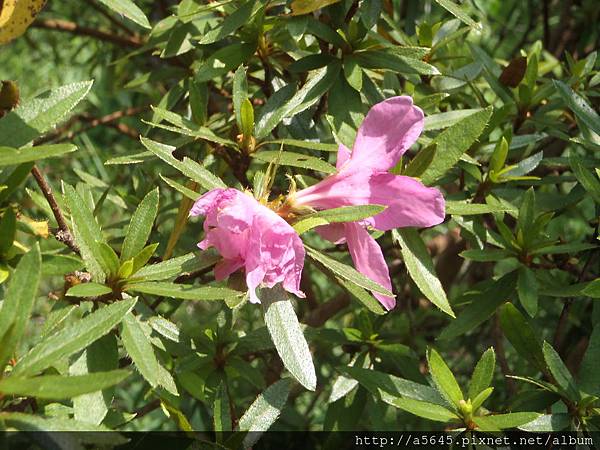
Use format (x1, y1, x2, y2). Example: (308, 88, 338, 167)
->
(190, 188, 305, 303)
(292, 96, 445, 310)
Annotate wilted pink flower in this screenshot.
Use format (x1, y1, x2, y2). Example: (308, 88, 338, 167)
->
(190, 188, 305, 303)
(292, 96, 445, 310)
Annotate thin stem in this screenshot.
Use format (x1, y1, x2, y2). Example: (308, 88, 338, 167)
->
(30, 166, 80, 255)
(32, 19, 143, 48)
(493, 313, 517, 396)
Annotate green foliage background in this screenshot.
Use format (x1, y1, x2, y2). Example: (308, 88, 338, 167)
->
(0, 0, 599, 440)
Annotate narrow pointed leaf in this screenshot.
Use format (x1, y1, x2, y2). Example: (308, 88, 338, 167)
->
(12, 298, 137, 377)
(262, 286, 316, 391)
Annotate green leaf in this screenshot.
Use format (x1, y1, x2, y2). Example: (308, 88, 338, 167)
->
(0, 144, 76, 167)
(306, 246, 394, 297)
(125, 281, 241, 301)
(353, 50, 440, 76)
(97, 0, 151, 28)
(131, 253, 197, 281)
(140, 137, 226, 191)
(261, 286, 316, 391)
(148, 316, 181, 343)
(262, 139, 338, 152)
(237, 378, 290, 447)
(474, 412, 540, 431)
(149, 107, 237, 147)
(392, 229, 454, 317)
(121, 188, 159, 262)
(96, 243, 120, 277)
(489, 137, 509, 174)
(118, 259, 134, 279)
(71, 333, 119, 425)
(445, 201, 516, 215)
(460, 248, 513, 262)
(468, 347, 495, 399)
(196, 43, 256, 83)
(254, 85, 296, 140)
(530, 242, 598, 256)
(131, 243, 159, 274)
(498, 302, 545, 373)
(255, 64, 340, 139)
(518, 414, 571, 432)
(427, 348, 463, 407)
(41, 254, 84, 276)
(160, 174, 200, 201)
(290, 0, 341, 15)
(390, 397, 459, 422)
(213, 383, 232, 433)
(120, 312, 160, 389)
(517, 188, 536, 244)
(240, 99, 255, 140)
(582, 279, 600, 298)
(404, 145, 436, 177)
(0, 208, 16, 254)
(0, 244, 41, 367)
(570, 152, 600, 203)
(2, 412, 128, 440)
(329, 352, 369, 403)
(199, 0, 257, 44)
(0, 370, 129, 399)
(421, 108, 492, 185)
(542, 341, 580, 401)
(293, 205, 386, 235)
(335, 276, 386, 315)
(554, 80, 600, 137)
(438, 272, 516, 340)
(433, 0, 482, 30)
(517, 265, 538, 317)
(12, 297, 137, 377)
(423, 109, 483, 131)
(471, 387, 494, 412)
(63, 183, 106, 282)
(339, 366, 445, 404)
(66, 282, 112, 298)
(252, 150, 336, 174)
(0, 81, 93, 148)
(233, 65, 249, 130)
(578, 325, 600, 396)
(343, 56, 363, 91)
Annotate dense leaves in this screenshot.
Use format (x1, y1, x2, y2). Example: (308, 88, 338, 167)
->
(0, 0, 598, 442)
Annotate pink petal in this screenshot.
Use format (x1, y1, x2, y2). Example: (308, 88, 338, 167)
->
(315, 223, 346, 244)
(189, 188, 228, 217)
(344, 222, 395, 310)
(367, 174, 445, 230)
(336, 143, 352, 170)
(214, 258, 244, 280)
(348, 96, 424, 172)
(294, 171, 444, 231)
(190, 188, 306, 301)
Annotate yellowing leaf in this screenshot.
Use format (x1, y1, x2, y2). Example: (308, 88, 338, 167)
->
(0, 0, 47, 45)
(291, 0, 341, 15)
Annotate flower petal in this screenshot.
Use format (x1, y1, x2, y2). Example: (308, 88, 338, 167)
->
(367, 174, 445, 230)
(344, 222, 395, 310)
(348, 96, 424, 172)
(294, 171, 444, 230)
(336, 143, 352, 170)
(191, 188, 306, 301)
(315, 223, 346, 244)
(189, 188, 229, 218)
(214, 258, 244, 281)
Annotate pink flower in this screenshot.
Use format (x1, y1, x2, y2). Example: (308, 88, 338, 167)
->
(292, 96, 445, 310)
(190, 188, 305, 303)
